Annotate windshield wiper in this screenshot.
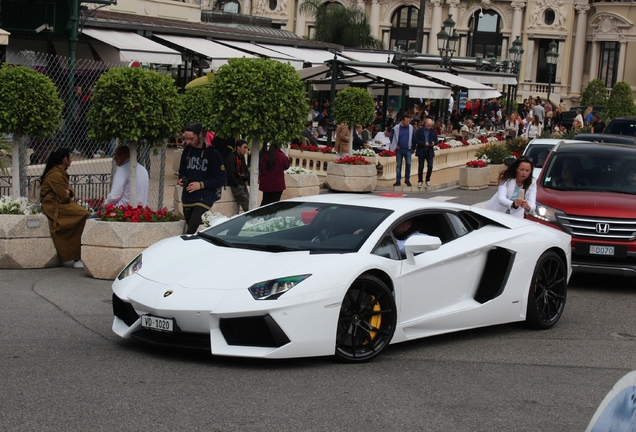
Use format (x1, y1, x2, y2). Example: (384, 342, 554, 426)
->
(197, 232, 235, 248)
(240, 243, 299, 252)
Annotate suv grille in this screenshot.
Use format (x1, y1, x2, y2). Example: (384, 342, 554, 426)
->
(556, 215, 636, 240)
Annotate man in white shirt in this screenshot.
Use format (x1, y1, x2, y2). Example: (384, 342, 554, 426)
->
(373, 129, 391, 149)
(105, 145, 149, 207)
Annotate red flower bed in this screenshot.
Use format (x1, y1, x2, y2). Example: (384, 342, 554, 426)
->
(494, 134, 505, 141)
(378, 150, 396, 157)
(290, 143, 334, 154)
(98, 204, 181, 223)
(465, 159, 488, 168)
(478, 137, 489, 143)
(437, 143, 451, 149)
(333, 155, 372, 165)
(461, 139, 470, 147)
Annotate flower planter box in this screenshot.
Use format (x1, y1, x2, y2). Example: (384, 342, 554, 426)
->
(81, 219, 185, 280)
(459, 167, 490, 190)
(488, 164, 505, 185)
(0, 214, 60, 268)
(326, 164, 377, 192)
(281, 172, 320, 200)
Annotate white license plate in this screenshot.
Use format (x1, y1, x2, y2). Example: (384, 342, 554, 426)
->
(589, 245, 615, 256)
(140, 315, 174, 332)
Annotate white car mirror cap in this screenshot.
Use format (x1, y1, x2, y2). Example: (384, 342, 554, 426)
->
(404, 236, 442, 256)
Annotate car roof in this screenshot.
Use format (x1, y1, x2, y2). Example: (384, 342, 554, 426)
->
(573, 133, 636, 145)
(552, 141, 636, 155)
(286, 194, 469, 213)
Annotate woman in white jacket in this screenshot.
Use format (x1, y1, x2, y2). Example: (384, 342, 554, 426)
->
(525, 115, 542, 139)
(486, 156, 536, 218)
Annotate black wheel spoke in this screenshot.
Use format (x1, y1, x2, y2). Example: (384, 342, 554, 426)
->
(526, 254, 567, 329)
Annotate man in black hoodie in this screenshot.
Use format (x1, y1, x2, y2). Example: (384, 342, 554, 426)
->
(178, 122, 227, 234)
(225, 140, 250, 213)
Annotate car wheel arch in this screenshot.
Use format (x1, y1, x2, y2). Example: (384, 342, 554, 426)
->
(360, 269, 395, 295)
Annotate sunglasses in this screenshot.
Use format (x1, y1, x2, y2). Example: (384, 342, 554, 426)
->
(517, 156, 533, 163)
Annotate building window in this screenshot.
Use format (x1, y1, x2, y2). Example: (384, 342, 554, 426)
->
(544, 9, 555, 26)
(270, 0, 277, 10)
(535, 39, 559, 83)
(466, 10, 503, 58)
(390, 6, 419, 51)
(599, 41, 619, 88)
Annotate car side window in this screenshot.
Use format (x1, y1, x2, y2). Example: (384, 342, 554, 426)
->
(447, 213, 470, 238)
(372, 234, 400, 260)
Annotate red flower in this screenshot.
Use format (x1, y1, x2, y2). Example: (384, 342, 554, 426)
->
(333, 155, 372, 165)
(437, 143, 450, 149)
(98, 205, 180, 223)
(466, 159, 487, 168)
(378, 150, 396, 157)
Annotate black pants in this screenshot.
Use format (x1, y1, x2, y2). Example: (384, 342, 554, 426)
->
(418, 153, 434, 183)
(183, 206, 207, 234)
(261, 191, 283, 207)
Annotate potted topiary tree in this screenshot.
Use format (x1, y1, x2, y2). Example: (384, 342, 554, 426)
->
(604, 81, 636, 122)
(0, 64, 63, 198)
(581, 79, 609, 107)
(82, 68, 185, 280)
(331, 86, 375, 156)
(208, 58, 309, 210)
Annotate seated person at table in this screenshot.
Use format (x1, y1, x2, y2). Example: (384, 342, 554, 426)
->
(461, 119, 474, 133)
(362, 123, 375, 142)
(434, 118, 445, 135)
(478, 116, 494, 132)
(373, 129, 391, 150)
(301, 121, 319, 146)
(316, 118, 327, 137)
(353, 124, 365, 150)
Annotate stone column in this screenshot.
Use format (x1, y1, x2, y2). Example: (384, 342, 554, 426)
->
(370, 0, 381, 40)
(510, 1, 526, 42)
(447, 0, 459, 22)
(589, 41, 600, 81)
(428, 0, 443, 54)
(617, 40, 627, 82)
(556, 40, 564, 85)
(524, 38, 535, 83)
(295, 1, 306, 37)
(569, 4, 590, 95)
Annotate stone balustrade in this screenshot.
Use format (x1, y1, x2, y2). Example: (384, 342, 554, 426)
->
(288, 150, 335, 177)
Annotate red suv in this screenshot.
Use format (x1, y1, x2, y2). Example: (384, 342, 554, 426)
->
(527, 142, 636, 276)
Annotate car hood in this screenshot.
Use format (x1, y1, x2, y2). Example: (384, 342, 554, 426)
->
(135, 235, 333, 289)
(537, 188, 636, 218)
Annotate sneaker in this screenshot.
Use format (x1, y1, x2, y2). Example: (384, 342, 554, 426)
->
(426, 181, 431, 187)
(418, 181, 423, 188)
(405, 182, 412, 187)
(393, 182, 401, 187)
(73, 260, 84, 269)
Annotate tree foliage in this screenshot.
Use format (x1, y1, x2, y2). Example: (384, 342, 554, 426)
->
(87, 68, 182, 146)
(301, 0, 382, 49)
(180, 87, 215, 131)
(0, 64, 63, 139)
(332, 87, 375, 126)
(604, 81, 636, 121)
(208, 57, 309, 145)
(581, 79, 608, 107)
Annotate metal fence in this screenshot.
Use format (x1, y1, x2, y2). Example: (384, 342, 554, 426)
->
(1, 50, 167, 210)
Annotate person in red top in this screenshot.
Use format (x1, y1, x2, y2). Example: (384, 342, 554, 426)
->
(472, 98, 481, 117)
(259, 142, 290, 206)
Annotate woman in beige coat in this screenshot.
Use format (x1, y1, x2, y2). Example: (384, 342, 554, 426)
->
(334, 123, 350, 158)
(40, 148, 90, 268)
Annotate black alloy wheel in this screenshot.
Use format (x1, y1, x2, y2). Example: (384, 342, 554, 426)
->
(526, 251, 567, 329)
(335, 274, 397, 363)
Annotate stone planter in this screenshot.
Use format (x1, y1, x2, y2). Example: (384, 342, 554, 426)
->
(459, 167, 490, 190)
(81, 219, 185, 280)
(0, 214, 60, 268)
(488, 164, 505, 185)
(326, 163, 377, 192)
(281, 172, 320, 200)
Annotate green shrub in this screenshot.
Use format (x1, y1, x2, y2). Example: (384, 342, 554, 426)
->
(332, 87, 375, 126)
(581, 79, 609, 107)
(604, 81, 636, 121)
(475, 143, 510, 164)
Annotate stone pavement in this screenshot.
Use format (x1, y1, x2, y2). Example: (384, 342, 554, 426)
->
(162, 147, 461, 211)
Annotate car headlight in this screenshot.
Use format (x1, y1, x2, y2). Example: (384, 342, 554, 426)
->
(248, 275, 311, 300)
(118, 254, 142, 280)
(532, 202, 562, 223)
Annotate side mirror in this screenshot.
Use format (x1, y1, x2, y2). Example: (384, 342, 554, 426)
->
(404, 235, 441, 264)
(503, 157, 516, 167)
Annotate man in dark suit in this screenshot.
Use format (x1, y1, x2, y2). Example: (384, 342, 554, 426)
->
(301, 121, 319, 146)
(413, 118, 438, 188)
(353, 124, 365, 150)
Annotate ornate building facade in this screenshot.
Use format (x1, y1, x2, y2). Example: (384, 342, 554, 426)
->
(242, 0, 636, 105)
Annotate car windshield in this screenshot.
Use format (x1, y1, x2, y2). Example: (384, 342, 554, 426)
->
(541, 152, 636, 194)
(201, 201, 393, 253)
(524, 143, 554, 169)
(604, 119, 636, 136)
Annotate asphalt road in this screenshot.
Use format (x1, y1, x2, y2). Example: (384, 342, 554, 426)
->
(2, 186, 635, 431)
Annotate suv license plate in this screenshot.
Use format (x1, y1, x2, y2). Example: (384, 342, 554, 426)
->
(141, 315, 174, 332)
(589, 245, 615, 256)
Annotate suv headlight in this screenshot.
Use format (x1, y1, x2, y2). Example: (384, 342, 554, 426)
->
(248, 275, 311, 300)
(532, 202, 562, 223)
(118, 254, 142, 280)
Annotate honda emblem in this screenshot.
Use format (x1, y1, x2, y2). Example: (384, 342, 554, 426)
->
(596, 223, 610, 234)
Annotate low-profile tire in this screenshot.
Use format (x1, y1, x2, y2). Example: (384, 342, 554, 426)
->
(525, 251, 567, 329)
(335, 274, 397, 363)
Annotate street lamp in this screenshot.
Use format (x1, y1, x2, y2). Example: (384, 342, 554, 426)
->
(437, 14, 458, 69)
(546, 40, 559, 105)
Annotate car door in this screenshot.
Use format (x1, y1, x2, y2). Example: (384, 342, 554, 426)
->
(395, 211, 490, 325)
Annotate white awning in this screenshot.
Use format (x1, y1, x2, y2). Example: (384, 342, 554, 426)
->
(458, 73, 517, 85)
(213, 40, 304, 70)
(341, 50, 394, 64)
(257, 44, 346, 66)
(351, 66, 451, 99)
(154, 34, 255, 70)
(0, 28, 10, 46)
(418, 70, 501, 99)
(82, 29, 182, 66)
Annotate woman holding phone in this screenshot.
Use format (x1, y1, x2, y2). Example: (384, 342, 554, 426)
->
(485, 156, 536, 218)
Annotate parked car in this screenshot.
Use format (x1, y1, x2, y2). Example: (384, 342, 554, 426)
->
(112, 195, 572, 362)
(603, 117, 636, 136)
(527, 142, 636, 276)
(560, 106, 604, 128)
(522, 138, 587, 178)
(573, 133, 636, 146)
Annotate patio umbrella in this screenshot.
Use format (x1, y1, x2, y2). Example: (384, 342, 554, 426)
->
(185, 72, 214, 89)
